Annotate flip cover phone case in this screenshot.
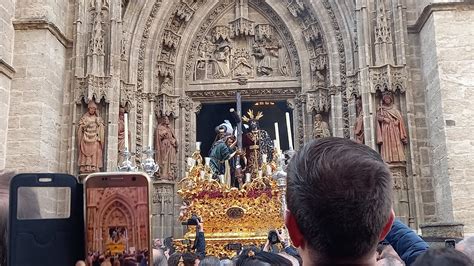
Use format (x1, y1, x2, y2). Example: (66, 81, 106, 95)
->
(8, 173, 85, 266)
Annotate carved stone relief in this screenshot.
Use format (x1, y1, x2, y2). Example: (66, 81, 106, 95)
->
(191, 3, 293, 82)
(75, 76, 112, 104)
(369, 65, 407, 93)
(390, 165, 410, 225)
(185, 0, 301, 82)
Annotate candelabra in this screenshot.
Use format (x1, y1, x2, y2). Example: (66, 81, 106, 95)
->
(141, 146, 159, 176)
(118, 149, 138, 172)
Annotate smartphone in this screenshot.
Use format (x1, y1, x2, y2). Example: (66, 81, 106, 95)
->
(8, 173, 84, 266)
(445, 239, 456, 248)
(84, 172, 151, 265)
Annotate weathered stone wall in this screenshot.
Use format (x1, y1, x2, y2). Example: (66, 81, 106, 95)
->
(419, 6, 474, 233)
(0, 0, 16, 169)
(406, 31, 437, 223)
(5, 29, 67, 172)
(433, 8, 474, 233)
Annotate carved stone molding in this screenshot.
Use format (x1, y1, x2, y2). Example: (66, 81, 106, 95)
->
(75, 75, 112, 104)
(369, 65, 407, 93)
(120, 81, 136, 108)
(287, 0, 305, 17)
(321, 0, 350, 138)
(176, 0, 205, 22)
(0, 59, 15, 79)
(152, 182, 174, 204)
(185, 88, 298, 101)
(346, 73, 360, 98)
(136, 0, 163, 158)
(179, 96, 201, 157)
(12, 19, 73, 48)
(156, 93, 180, 118)
(156, 61, 175, 77)
(294, 93, 307, 147)
(391, 165, 408, 191)
(163, 29, 181, 49)
(306, 90, 330, 114)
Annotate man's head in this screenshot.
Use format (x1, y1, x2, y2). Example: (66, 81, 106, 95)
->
(285, 137, 394, 265)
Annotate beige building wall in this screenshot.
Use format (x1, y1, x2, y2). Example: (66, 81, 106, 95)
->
(4, 0, 71, 172)
(0, 0, 16, 169)
(419, 5, 474, 233)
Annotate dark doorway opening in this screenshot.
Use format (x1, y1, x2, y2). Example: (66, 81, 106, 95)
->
(196, 101, 294, 156)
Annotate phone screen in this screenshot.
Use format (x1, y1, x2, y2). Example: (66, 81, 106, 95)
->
(85, 173, 150, 265)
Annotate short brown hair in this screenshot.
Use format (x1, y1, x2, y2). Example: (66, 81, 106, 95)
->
(286, 138, 392, 262)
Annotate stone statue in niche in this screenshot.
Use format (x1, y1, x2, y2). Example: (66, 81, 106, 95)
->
(161, 76, 173, 94)
(354, 98, 364, 144)
(117, 106, 130, 162)
(313, 114, 331, 139)
(214, 42, 232, 78)
(376, 92, 408, 163)
(155, 116, 178, 180)
(78, 101, 105, 174)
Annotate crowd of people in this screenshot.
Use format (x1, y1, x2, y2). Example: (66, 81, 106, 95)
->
(84, 250, 149, 266)
(2, 138, 474, 265)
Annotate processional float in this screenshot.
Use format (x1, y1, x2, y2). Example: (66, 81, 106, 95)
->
(176, 93, 295, 257)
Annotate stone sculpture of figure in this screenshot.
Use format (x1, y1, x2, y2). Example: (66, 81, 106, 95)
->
(155, 116, 178, 180)
(209, 134, 237, 187)
(354, 98, 364, 144)
(78, 101, 105, 174)
(313, 114, 331, 139)
(161, 76, 173, 94)
(117, 106, 130, 162)
(376, 92, 408, 163)
(242, 110, 274, 177)
(214, 42, 231, 78)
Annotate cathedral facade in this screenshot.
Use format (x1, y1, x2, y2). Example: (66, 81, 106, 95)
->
(1, 0, 474, 238)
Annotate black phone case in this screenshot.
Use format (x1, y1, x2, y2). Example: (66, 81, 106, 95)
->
(8, 173, 85, 266)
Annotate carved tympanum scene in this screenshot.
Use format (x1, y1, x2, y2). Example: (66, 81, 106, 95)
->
(67, 0, 418, 241)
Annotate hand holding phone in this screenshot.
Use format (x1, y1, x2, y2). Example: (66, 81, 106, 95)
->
(84, 172, 151, 265)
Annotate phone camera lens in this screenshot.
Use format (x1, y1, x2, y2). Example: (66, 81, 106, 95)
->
(132, 177, 136, 181)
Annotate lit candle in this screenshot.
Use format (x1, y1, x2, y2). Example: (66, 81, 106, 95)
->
(285, 112, 294, 150)
(200, 170, 205, 180)
(148, 113, 153, 149)
(205, 157, 211, 166)
(245, 173, 251, 183)
(274, 122, 280, 150)
(219, 174, 224, 184)
(262, 154, 267, 164)
(258, 170, 263, 178)
(196, 142, 201, 151)
(273, 140, 280, 151)
(124, 113, 129, 152)
(187, 157, 195, 168)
